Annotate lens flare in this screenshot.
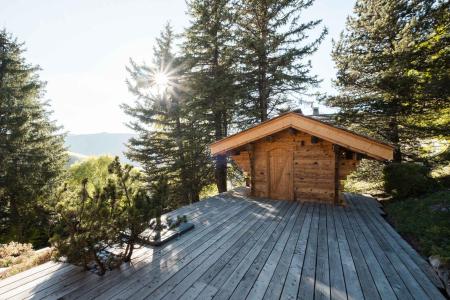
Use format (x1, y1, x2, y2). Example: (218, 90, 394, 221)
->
(153, 72, 169, 91)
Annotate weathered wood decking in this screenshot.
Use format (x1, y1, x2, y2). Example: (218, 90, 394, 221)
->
(0, 191, 445, 299)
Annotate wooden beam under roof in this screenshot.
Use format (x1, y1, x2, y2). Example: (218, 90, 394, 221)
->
(210, 112, 394, 161)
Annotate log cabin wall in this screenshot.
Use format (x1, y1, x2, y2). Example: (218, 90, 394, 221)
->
(231, 128, 361, 202)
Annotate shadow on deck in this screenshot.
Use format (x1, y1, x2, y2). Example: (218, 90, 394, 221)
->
(0, 190, 445, 299)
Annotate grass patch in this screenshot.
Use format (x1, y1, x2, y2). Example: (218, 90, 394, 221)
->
(385, 190, 450, 265)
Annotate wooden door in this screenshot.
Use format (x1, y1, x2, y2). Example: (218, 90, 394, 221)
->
(269, 149, 293, 200)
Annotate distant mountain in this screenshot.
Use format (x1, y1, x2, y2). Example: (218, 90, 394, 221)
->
(65, 133, 136, 165)
(67, 151, 88, 165)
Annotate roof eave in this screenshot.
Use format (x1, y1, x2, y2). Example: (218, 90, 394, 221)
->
(210, 112, 394, 161)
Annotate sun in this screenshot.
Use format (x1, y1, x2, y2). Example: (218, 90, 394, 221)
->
(149, 64, 181, 96)
(153, 72, 169, 91)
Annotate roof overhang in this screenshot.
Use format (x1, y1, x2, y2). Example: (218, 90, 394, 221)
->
(210, 112, 394, 161)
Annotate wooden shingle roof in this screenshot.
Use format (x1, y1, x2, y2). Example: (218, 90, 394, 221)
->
(210, 112, 394, 160)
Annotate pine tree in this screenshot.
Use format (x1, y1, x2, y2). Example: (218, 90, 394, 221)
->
(328, 0, 449, 162)
(183, 0, 238, 192)
(51, 156, 154, 273)
(235, 0, 327, 125)
(403, 1, 450, 137)
(0, 29, 67, 245)
(123, 24, 214, 205)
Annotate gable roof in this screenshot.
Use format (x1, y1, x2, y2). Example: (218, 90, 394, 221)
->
(210, 112, 394, 161)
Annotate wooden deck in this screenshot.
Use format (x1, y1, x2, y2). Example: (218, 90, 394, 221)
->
(0, 191, 445, 300)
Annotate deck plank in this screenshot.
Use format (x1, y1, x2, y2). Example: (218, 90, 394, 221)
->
(17, 198, 250, 299)
(0, 191, 445, 300)
(280, 204, 314, 300)
(358, 194, 444, 291)
(325, 205, 347, 300)
(337, 206, 381, 300)
(195, 202, 295, 300)
(347, 195, 427, 300)
(341, 204, 398, 299)
(315, 204, 331, 300)
(332, 203, 363, 300)
(297, 203, 320, 300)
(245, 202, 303, 299)
(226, 202, 300, 300)
(262, 202, 308, 300)
(25, 196, 251, 300)
(61, 196, 252, 300)
(176, 201, 290, 300)
(343, 202, 411, 299)
(212, 201, 299, 300)
(151, 201, 288, 300)
(349, 195, 445, 300)
(100, 200, 265, 300)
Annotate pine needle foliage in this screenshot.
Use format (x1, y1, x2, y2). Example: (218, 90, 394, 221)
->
(0, 29, 67, 246)
(123, 24, 214, 206)
(51, 157, 154, 274)
(234, 0, 327, 125)
(328, 0, 450, 161)
(183, 0, 239, 192)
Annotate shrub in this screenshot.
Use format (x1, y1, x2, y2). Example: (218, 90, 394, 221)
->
(385, 190, 450, 265)
(108, 158, 153, 262)
(344, 159, 385, 194)
(0, 247, 53, 279)
(50, 178, 122, 275)
(50, 157, 156, 275)
(0, 242, 33, 267)
(431, 162, 450, 188)
(383, 162, 434, 198)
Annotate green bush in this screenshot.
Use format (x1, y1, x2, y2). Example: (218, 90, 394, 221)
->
(344, 159, 384, 194)
(383, 162, 434, 198)
(385, 190, 450, 265)
(50, 156, 156, 275)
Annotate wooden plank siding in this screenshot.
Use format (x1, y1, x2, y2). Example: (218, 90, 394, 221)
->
(0, 191, 445, 300)
(231, 129, 360, 202)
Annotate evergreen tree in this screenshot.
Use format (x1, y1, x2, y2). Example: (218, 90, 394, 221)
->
(183, 0, 238, 192)
(123, 24, 213, 205)
(0, 29, 67, 245)
(107, 157, 152, 262)
(51, 156, 154, 273)
(235, 0, 327, 125)
(328, 0, 449, 161)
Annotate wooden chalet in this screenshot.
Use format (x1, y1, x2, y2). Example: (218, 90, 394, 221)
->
(210, 112, 395, 203)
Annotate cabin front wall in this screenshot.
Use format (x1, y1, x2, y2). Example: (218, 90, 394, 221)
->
(231, 129, 360, 203)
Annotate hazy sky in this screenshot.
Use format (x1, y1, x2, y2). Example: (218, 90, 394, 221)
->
(1, 0, 354, 134)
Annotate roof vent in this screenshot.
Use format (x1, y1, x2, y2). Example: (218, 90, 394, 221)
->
(313, 107, 319, 115)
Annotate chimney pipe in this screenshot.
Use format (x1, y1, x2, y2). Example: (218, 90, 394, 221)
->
(313, 107, 319, 115)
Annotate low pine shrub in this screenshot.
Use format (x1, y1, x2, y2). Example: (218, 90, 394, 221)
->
(383, 162, 435, 198)
(50, 157, 156, 275)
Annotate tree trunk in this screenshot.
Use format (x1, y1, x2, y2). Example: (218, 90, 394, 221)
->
(258, 62, 268, 122)
(9, 198, 23, 241)
(211, 29, 228, 193)
(389, 117, 402, 162)
(215, 154, 227, 193)
(173, 105, 190, 204)
(191, 191, 200, 203)
(124, 242, 133, 262)
(257, 10, 269, 122)
(93, 251, 106, 276)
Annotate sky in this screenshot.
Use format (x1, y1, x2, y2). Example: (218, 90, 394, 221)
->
(0, 0, 355, 134)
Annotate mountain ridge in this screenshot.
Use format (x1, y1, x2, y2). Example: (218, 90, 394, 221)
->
(65, 132, 136, 164)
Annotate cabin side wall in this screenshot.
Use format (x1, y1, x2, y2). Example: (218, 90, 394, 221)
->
(294, 132, 335, 201)
(231, 129, 360, 202)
